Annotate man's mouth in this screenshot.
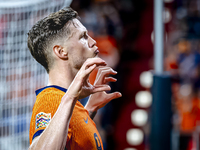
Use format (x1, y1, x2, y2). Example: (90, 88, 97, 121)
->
(94, 49, 99, 56)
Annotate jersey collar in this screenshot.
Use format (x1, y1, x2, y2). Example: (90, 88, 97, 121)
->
(35, 85, 67, 96)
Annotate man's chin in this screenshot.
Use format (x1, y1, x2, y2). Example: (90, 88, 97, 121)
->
(94, 55, 99, 58)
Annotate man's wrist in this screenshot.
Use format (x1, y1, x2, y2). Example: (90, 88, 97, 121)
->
(61, 92, 78, 105)
(85, 103, 98, 112)
(85, 104, 98, 119)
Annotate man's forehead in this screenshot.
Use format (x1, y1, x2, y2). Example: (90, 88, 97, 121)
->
(70, 18, 87, 32)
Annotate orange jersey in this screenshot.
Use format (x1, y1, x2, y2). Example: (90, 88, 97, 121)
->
(29, 85, 104, 150)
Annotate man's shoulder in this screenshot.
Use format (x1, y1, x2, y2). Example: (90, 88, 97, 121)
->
(36, 87, 65, 98)
(34, 87, 65, 108)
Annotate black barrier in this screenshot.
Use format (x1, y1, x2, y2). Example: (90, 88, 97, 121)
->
(150, 74, 172, 150)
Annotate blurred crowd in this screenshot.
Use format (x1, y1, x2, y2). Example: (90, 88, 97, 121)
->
(165, 0, 200, 149)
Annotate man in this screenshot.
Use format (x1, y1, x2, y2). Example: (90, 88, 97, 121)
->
(28, 7, 121, 150)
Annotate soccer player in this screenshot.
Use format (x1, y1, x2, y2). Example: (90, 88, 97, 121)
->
(28, 7, 121, 150)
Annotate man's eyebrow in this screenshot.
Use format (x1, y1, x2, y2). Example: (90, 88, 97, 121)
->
(79, 30, 88, 39)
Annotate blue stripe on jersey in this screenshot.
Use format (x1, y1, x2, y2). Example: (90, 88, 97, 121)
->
(32, 129, 44, 141)
(35, 85, 67, 96)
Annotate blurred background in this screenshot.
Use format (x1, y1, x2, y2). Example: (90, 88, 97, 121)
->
(1, 0, 200, 150)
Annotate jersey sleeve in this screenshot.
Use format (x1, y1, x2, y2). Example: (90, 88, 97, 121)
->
(29, 89, 64, 144)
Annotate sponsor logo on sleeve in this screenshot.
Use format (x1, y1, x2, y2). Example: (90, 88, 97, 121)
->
(35, 112, 51, 130)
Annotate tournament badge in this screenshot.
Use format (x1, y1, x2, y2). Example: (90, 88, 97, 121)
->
(35, 112, 51, 130)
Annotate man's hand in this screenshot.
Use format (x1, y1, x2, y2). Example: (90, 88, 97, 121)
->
(85, 66, 122, 116)
(66, 58, 111, 101)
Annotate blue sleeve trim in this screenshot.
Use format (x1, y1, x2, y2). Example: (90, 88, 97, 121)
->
(32, 129, 44, 141)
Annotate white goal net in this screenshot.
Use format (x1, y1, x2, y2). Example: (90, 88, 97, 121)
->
(0, 0, 72, 149)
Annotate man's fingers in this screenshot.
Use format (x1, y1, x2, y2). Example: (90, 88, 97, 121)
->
(97, 67, 117, 77)
(104, 77, 117, 83)
(85, 64, 97, 75)
(84, 58, 107, 69)
(107, 92, 122, 101)
(95, 68, 117, 85)
(92, 85, 111, 93)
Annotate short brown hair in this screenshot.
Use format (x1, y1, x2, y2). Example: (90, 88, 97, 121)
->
(27, 7, 78, 73)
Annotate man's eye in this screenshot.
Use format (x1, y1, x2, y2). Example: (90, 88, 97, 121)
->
(83, 33, 88, 39)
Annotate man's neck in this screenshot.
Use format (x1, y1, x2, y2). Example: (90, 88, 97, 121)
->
(48, 64, 78, 89)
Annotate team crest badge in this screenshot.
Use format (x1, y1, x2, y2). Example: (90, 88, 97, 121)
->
(36, 112, 51, 130)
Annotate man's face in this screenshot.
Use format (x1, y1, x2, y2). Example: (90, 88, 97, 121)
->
(64, 19, 99, 70)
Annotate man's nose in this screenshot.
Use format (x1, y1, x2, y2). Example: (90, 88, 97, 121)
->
(88, 36, 96, 48)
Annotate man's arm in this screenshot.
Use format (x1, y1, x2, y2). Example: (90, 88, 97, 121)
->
(85, 66, 122, 119)
(29, 94, 77, 150)
(29, 58, 110, 150)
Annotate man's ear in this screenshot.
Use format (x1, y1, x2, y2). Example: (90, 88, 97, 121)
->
(53, 45, 68, 60)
